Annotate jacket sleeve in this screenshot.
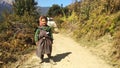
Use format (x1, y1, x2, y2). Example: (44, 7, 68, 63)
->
(49, 27, 53, 40)
(34, 29, 40, 43)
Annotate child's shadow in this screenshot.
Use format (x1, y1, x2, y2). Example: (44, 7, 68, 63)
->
(44, 52, 72, 62)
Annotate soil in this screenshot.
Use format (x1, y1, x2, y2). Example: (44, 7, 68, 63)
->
(17, 34, 113, 68)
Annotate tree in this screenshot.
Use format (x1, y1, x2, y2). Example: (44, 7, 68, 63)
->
(104, 0, 120, 14)
(47, 4, 62, 17)
(13, 0, 38, 16)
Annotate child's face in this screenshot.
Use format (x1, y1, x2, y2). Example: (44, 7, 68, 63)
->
(40, 18, 47, 26)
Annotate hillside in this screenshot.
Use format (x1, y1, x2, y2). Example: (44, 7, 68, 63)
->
(54, 0, 120, 67)
(37, 7, 50, 15)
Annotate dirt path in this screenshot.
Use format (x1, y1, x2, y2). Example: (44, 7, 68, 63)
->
(18, 34, 113, 68)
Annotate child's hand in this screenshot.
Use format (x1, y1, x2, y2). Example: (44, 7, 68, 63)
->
(36, 42, 38, 46)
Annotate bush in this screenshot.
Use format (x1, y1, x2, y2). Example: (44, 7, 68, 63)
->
(0, 13, 36, 67)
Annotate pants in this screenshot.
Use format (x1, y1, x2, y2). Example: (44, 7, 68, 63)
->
(41, 54, 52, 60)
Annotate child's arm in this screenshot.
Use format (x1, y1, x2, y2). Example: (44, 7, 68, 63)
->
(49, 27, 53, 40)
(34, 29, 40, 45)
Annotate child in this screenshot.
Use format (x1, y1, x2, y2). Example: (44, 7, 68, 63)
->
(34, 16, 56, 64)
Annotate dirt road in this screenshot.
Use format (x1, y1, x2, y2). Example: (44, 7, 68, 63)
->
(18, 34, 113, 68)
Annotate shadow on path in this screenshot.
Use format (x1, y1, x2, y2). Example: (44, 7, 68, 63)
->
(44, 52, 72, 63)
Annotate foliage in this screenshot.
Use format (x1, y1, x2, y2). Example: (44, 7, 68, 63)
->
(0, 0, 41, 67)
(47, 4, 62, 17)
(13, 0, 39, 17)
(61, 0, 120, 40)
(54, 16, 64, 28)
(47, 4, 70, 18)
(0, 11, 37, 67)
(104, 0, 120, 14)
(57, 0, 120, 67)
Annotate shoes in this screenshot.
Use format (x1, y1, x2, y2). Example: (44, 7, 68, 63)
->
(39, 58, 44, 64)
(49, 58, 56, 65)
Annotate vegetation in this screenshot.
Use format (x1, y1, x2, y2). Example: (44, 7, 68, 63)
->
(0, 0, 38, 67)
(47, 4, 70, 18)
(50, 0, 120, 67)
(13, 0, 38, 16)
(0, 0, 120, 67)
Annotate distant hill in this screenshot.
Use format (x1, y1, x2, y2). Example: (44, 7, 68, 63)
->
(0, 0, 13, 20)
(0, 0, 50, 20)
(0, 0, 13, 13)
(37, 7, 50, 16)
